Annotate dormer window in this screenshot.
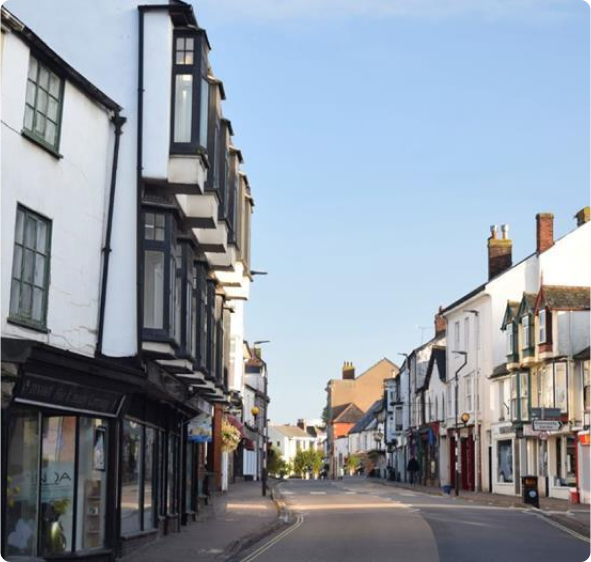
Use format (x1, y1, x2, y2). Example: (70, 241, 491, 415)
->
(539, 309, 547, 343)
(171, 31, 208, 153)
(522, 315, 531, 349)
(506, 323, 514, 356)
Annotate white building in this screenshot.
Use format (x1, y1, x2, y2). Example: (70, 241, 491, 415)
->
(268, 425, 319, 468)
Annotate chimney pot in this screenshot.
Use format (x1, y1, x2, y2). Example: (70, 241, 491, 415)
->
(488, 225, 512, 280)
(575, 207, 590, 227)
(501, 224, 509, 240)
(536, 213, 554, 254)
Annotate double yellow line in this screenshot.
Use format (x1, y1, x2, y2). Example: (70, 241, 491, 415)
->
(239, 514, 305, 562)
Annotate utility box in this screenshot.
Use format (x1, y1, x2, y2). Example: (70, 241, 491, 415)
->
(522, 476, 539, 508)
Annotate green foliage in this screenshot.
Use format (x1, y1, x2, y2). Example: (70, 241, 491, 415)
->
(346, 454, 361, 473)
(321, 404, 329, 425)
(293, 447, 324, 478)
(267, 445, 291, 478)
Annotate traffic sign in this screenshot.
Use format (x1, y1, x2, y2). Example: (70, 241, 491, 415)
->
(532, 420, 562, 432)
(538, 431, 549, 441)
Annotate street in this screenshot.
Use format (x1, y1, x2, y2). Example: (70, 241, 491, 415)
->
(234, 479, 590, 562)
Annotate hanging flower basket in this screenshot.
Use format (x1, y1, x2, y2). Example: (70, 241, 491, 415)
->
(221, 417, 242, 452)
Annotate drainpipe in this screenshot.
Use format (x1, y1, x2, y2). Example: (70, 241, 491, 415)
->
(136, 8, 145, 361)
(97, 111, 126, 357)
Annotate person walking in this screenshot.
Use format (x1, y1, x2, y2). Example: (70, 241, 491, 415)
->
(407, 456, 420, 486)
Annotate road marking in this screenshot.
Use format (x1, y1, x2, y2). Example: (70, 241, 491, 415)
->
(397, 490, 417, 497)
(239, 514, 304, 562)
(525, 511, 590, 544)
(344, 492, 356, 495)
(310, 491, 326, 495)
(281, 491, 294, 495)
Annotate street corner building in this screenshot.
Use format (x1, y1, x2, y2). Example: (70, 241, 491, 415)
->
(0, 2, 264, 560)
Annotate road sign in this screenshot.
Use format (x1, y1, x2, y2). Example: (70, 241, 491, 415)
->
(532, 420, 562, 432)
(538, 431, 549, 441)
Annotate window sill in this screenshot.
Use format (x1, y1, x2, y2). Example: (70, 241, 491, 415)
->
(7, 316, 49, 334)
(21, 129, 63, 159)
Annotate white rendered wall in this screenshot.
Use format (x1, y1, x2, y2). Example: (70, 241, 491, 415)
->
(142, 11, 172, 179)
(1, 31, 114, 356)
(6, 0, 176, 356)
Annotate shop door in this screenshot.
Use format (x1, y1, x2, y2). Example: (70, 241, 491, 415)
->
(449, 436, 456, 487)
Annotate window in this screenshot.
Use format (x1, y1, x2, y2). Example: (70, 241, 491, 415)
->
(583, 361, 590, 412)
(506, 324, 514, 357)
(454, 321, 460, 351)
(143, 427, 157, 529)
(466, 376, 473, 412)
(539, 309, 547, 344)
(142, 211, 180, 343)
(519, 372, 529, 420)
(10, 206, 51, 328)
(5, 413, 111, 557)
(464, 317, 470, 352)
(121, 420, 142, 534)
(522, 315, 531, 349)
(555, 362, 567, 413)
(24, 56, 63, 151)
(171, 33, 208, 152)
(510, 376, 518, 420)
(497, 440, 513, 483)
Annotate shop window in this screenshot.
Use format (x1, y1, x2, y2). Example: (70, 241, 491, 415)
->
(497, 440, 513, 483)
(519, 372, 529, 420)
(167, 435, 179, 514)
(584, 361, 590, 412)
(5, 413, 111, 557)
(121, 420, 142, 535)
(76, 418, 108, 550)
(555, 362, 567, 413)
(143, 427, 157, 530)
(9, 205, 52, 329)
(6, 411, 40, 558)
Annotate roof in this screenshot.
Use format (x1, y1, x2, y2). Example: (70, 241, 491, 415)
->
(441, 283, 487, 315)
(354, 357, 399, 381)
(270, 425, 311, 439)
(501, 300, 520, 329)
(536, 285, 590, 312)
(421, 346, 447, 388)
(2, 8, 121, 112)
(574, 346, 590, 361)
(349, 399, 383, 434)
(332, 403, 365, 424)
(491, 363, 509, 379)
(517, 293, 537, 317)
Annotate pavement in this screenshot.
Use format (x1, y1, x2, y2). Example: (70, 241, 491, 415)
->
(122, 480, 285, 562)
(371, 477, 590, 539)
(232, 478, 590, 562)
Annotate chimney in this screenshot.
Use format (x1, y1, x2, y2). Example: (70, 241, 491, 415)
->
(536, 213, 554, 253)
(342, 362, 355, 380)
(297, 419, 305, 430)
(434, 306, 446, 336)
(575, 207, 590, 227)
(488, 224, 512, 280)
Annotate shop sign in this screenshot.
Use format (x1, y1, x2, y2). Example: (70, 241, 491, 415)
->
(530, 407, 561, 421)
(188, 413, 212, 443)
(580, 433, 590, 446)
(532, 420, 562, 432)
(16, 374, 123, 416)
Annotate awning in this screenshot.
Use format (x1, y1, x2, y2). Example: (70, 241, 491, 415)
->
(227, 415, 245, 437)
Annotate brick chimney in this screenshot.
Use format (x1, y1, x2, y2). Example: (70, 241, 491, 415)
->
(575, 207, 590, 227)
(488, 224, 512, 280)
(297, 419, 305, 430)
(536, 213, 554, 253)
(342, 362, 355, 380)
(434, 306, 446, 337)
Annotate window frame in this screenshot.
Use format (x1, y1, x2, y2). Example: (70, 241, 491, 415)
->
(506, 323, 514, 357)
(170, 30, 209, 155)
(141, 209, 180, 345)
(9, 205, 52, 331)
(23, 54, 65, 155)
(522, 314, 532, 350)
(539, 309, 547, 344)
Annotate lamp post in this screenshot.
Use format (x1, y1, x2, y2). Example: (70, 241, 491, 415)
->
(452, 351, 468, 496)
(466, 309, 481, 492)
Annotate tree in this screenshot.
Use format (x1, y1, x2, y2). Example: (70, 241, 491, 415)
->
(293, 448, 324, 478)
(321, 404, 329, 426)
(346, 454, 361, 475)
(267, 445, 290, 479)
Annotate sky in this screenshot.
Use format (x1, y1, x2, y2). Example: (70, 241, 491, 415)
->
(191, 0, 590, 424)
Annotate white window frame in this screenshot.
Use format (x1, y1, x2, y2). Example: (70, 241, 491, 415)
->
(539, 309, 547, 344)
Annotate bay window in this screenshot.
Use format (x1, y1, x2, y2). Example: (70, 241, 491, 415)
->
(170, 31, 209, 154)
(519, 372, 529, 420)
(142, 210, 180, 345)
(522, 315, 532, 349)
(194, 262, 208, 372)
(539, 309, 547, 344)
(506, 323, 514, 357)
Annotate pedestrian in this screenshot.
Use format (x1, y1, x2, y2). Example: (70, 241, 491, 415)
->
(338, 466, 344, 481)
(407, 456, 420, 486)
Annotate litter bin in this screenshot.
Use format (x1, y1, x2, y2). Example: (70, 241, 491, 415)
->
(570, 488, 580, 504)
(522, 475, 539, 508)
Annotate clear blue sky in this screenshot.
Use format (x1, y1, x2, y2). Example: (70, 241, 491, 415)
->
(194, 0, 589, 424)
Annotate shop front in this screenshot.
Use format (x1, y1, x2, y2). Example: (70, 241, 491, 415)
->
(1, 339, 139, 562)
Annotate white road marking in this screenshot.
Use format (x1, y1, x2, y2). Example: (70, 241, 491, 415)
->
(310, 491, 326, 495)
(239, 514, 305, 562)
(344, 492, 356, 495)
(397, 490, 417, 497)
(525, 510, 590, 544)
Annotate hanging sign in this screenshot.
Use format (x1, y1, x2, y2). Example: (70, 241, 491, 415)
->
(187, 413, 212, 443)
(538, 431, 549, 441)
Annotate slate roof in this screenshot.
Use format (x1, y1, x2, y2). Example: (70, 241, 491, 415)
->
(332, 403, 365, 424)
(270, 425, 311, 438)
(349, 400, 383, 434)
(491, 363, 509, 379)
(574, 346, 590, 361)
(537, 285, 590, 312)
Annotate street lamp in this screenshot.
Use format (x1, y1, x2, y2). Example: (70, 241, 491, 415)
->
(452, 350, 468, 497)
(466, 309, 481, 492)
